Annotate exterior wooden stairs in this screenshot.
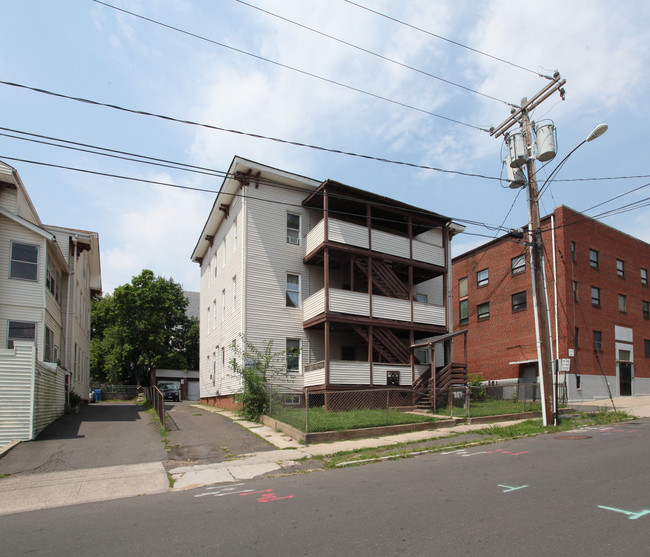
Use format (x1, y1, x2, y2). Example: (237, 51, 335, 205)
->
(412, 330, 469, 412)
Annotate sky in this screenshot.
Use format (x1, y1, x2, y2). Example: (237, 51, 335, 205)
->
(1, 0, 649, 294)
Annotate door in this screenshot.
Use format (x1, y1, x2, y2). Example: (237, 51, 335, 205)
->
(619, 363, 632, 396)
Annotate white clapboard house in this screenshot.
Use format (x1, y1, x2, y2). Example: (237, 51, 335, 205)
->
(0, 161, 101, 444)
(192, 157, 465, 410)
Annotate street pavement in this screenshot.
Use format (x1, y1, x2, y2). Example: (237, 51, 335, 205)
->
(0, 395, 647, 516)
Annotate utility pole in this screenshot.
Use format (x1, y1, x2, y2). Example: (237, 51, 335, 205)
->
(490, 73, 566, 426)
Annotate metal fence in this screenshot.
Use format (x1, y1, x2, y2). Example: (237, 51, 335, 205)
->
(266, 385, 433, 434)
(265, 382, 568, 432)
(89, 384, 139, 400)
(450, 382, 567, 418)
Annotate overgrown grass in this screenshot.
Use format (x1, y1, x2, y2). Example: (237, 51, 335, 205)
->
(435, 398, 543, 417)
(321, 410, 634, 467)
(270, 406, 439, 433)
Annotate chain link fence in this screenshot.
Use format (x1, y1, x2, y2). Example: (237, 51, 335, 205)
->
(266, 385, 437, 434)
(441, 382, 567, 418)
(265, 382, 568, 431)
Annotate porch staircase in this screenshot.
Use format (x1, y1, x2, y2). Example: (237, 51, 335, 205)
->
(353, 257, 409, 300)
(413, 362, 468, 411)
(352, 326, 413, 364)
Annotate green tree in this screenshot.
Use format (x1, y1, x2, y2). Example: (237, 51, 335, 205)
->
(90, 269, 199, 385)
(229, 338, 295, 421)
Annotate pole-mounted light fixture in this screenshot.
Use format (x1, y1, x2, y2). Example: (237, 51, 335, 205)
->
(586, 123, 608, 142)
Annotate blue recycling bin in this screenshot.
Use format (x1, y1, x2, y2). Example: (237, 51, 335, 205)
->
(94, 389, 102, 402)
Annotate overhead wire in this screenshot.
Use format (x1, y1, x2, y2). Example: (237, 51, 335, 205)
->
(0, 80, 498, 180)
(90, 0, 485, 131)
(236, 0, 515, 107)
(343, 0, 545, 78)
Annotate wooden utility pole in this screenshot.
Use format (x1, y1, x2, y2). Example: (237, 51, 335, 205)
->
(490, 73, 566, 426)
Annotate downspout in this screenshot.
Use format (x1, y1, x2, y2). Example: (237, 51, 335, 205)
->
(66, 235, 78, 377)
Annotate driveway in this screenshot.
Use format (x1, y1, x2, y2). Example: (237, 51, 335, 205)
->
(164, 402, 275, 467)
(0, 402, 167, 476)
(0, 401, 277, 476)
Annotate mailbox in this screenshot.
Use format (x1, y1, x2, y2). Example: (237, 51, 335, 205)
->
(387, 371, 400, 386)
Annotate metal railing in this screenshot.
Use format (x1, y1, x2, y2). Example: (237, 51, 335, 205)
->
(145, 386, 165, 429)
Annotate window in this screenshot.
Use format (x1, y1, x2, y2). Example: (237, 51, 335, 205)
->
(576, 375, 581, 390)
(642, 268, 648, 286)
(645, 339, 650, 357)
(341, 346, 357, 360)
(458, 277, 468, 298)
(232, 276, 237, 312)
(591, 286, 601, 307)
(573, 281, 578, 302)
(459, 299, 469, 325)
(221, 289, 226, 321)
(214, 259, 218, 281)
(45, 326, 54, 361)
(286, 273, 300, 307)
(212, 299, 217, 330)
(477, 269, 489, 287)
(46, 256, 61, 302)
(571, 241, 576, 262)
(589, 249, 599, 269)
(458, 276, 469, 325)
(644, 300, 649, 319)
(233, 217, 237, 251)
(74, 342, 78, 377)
(206, 306, 211, 333)
(7, 321, 35, 349)
(511, 255, 525, 275)
(10, 242, 39, 281)
(286, 339, 301, 372)
(593, 330, 602, 351)
(619, 294, 627, 313)
(221, 346, 225, 366)
(222, 239, 226, 267)
(414, 293, 428, 303)
(617, 259, 625, 278)
(512, 291, 527, 312)
(477, 302, 490, 320)
(574, 327, 579, 348)
(287, 213, 301, 245)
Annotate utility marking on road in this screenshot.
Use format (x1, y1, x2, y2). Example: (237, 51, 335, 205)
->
(443, 448, 529, 458)
(498, 485, 528, 493)
(598, 506, 650, 520)
(194, 483, 256, 498)
(240, 489, 294, 503)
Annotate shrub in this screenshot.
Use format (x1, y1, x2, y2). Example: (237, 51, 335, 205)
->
(68, 391, 82, 407)
(468, 374, 485, 401)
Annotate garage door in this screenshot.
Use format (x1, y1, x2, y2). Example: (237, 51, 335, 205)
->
(187, 380, 200, 401)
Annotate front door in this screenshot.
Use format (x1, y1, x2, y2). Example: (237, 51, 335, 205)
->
(619, 362, 632, 396)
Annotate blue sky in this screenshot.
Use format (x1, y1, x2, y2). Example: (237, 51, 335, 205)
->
(2, 0, 649, 293)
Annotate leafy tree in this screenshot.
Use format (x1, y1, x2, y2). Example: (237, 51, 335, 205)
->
(90, 269, 198, 385)
(229, 338, 296, 421)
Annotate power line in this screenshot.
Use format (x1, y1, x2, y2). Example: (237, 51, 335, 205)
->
(91, 0, 484, 131)
(343, 0, 545, 78)
(1, 80, 503, 180)
(236, 0, 515, 108)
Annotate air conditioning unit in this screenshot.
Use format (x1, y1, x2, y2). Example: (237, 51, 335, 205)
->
(287, 236, 300, 245)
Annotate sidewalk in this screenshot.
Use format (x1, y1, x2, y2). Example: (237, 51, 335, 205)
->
(1, 395, 647, 515)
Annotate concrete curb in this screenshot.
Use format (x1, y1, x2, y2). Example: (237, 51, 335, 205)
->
(0, 440, 21, 460)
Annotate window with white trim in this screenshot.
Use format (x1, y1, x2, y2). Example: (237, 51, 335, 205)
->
(287, 213, 301, 245)
(221, 289, 226, 321)
(10, 242, 39, 281)
(232, 276, 237, 313)
(7, 321, 35, 349)
(286, 273, 301, 307)
(286, 339, 301, 372)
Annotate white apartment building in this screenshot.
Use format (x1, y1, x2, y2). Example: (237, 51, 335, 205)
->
(192, 157, 462, 409)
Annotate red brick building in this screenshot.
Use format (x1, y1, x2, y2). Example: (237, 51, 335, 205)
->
(452, 205, 650, 401)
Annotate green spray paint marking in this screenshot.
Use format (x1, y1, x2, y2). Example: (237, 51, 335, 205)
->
(598, 506, 650, 520)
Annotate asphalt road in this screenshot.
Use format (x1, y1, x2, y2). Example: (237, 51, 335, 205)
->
(0, 418, 647, 556)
